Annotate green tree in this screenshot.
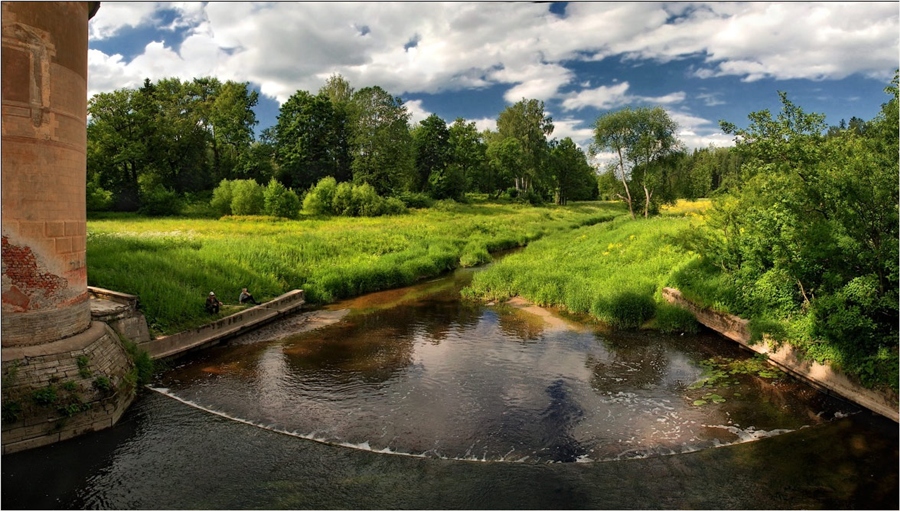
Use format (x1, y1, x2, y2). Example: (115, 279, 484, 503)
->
(448, 118, 487, 193)
(496, 98, 554, 194)
(349, 86, 415, 195)
(705, 77, 898, 383)
(592, 108, 639, 219)
(548, 138, 597, 205)
(87, 83, 157, 211)
(274, 90, 342, 190)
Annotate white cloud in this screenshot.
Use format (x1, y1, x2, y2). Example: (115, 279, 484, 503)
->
(88, 2, 162, 40)
(88, 2, 898, 104)
(561, 82, 686, 111)
(405, 99, 431, 126)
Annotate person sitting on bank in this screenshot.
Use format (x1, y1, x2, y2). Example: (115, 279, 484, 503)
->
(239, 287, 260, 305)
(206, 291, 223, 314)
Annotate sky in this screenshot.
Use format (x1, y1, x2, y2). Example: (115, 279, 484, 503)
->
(87, 2, 898, 159)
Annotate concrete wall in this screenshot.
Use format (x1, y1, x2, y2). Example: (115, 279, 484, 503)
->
(140, 290, 306, 360)
(662, 287, 899, 423)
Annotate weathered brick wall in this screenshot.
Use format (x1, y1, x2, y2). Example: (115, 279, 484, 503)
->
(1, 2, 93, 346)
(1, 322, 136, 454)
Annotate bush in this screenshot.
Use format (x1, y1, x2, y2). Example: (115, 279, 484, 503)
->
(86, 178, 113, 211)
(139, 185, 182, 216)
(263, 178, 300, 219)
(395, 191, 433, 209)
(210, 179, 236, 216)
(383, 197, 407, 216)
(602, 291, 656, 329)
(303, 177, 337, 215)
(231, 179, 265, 215)
(352, 183, 384, 216)
(332, 182, 355, 216)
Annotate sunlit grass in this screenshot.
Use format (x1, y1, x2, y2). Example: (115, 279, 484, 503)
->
(462, 213, 703, 330)
(87, 201, 625, 335)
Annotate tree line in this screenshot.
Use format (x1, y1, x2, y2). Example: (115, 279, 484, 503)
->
(86, 74, 601, 213)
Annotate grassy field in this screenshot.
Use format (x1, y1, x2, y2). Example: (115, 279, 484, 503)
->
(462, 200, 709, 331)
(87, 201, 625, 335)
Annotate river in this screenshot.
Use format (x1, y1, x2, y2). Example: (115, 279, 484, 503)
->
(3, 267, 897, 509)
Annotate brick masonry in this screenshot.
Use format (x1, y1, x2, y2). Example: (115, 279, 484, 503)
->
(2, 2, 93, 346)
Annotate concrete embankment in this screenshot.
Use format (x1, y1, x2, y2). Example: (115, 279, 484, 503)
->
(138, 290, 306, 361)
(662, 287, 899, 423)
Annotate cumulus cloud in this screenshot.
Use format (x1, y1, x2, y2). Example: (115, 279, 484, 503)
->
(561, 82, 686, 111)
(85, 1, 896, 150)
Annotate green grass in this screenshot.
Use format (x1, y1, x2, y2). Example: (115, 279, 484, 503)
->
(462, 212, 703, 330)
(87, 201, 625, 336)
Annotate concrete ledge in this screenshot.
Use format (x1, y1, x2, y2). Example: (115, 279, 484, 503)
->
(88, 286, 140, 309)
(662, 287, 899, 423)
(139, 290, 305, 361)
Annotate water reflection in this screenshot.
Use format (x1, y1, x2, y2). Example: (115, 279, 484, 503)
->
(155, 268, 857, 463)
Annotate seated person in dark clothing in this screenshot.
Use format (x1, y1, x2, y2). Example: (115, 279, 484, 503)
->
(239, 287, 260, 305)
(206, 291, 222, 313)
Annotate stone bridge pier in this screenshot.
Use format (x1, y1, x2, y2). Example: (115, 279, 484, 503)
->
(1, 2, 136, 454)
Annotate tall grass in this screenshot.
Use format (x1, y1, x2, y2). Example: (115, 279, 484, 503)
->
(462, 212, 703, 330)
(87, 201, 625, 335)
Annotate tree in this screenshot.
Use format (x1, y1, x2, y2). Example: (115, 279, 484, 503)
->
(448, 118, 487, 193)
(496, 98, 554, 194)
(413, 114, 464, 199)
(592, 108, 638, 218)
(317, 74, 354, 182)
(705, 78, 899, 379)
(348, 86, 415, 195)
(87, 82, 158, 211)
(201, 79, 259, 182)
(548, 138, 597, 205)
(274, 90, 342, 190)
(593, 107, 681, 217)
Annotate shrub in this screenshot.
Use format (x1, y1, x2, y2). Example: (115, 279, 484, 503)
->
(303, 177, 337, 215)
(139, 185, 182, 216)
(603, 291, 656, 329)
(231, 179, 265, 215)
(332, 182, 355, 216)
(352, 183, 384, 217)
(210, 179, 236, 216)
(263, 178, 301, 219)
(395, 191, 433, 209)
(86, 178, 113, 211)
(383, 197, 407, 216)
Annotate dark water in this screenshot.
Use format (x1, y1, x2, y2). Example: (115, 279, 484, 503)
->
(3, 268, 898, 509)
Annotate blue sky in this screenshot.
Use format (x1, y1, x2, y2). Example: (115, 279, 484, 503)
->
(87, 2, 898, 160)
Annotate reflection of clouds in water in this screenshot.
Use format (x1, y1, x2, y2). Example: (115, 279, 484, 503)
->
(157, 282, 844, 463)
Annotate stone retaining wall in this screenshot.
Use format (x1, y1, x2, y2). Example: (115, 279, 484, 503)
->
(139, 290, 305, 360)
(88, 286, 150, 344)
(1, 322, 136, 454)
(662, 287, 899, 422)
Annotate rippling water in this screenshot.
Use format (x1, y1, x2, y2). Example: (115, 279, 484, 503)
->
(154, 268, 851, 463)
(2, 268, 897, 509)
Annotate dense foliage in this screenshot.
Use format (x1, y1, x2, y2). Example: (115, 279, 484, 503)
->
(674, 74, 899, 389)
(87, 75, 603, 213)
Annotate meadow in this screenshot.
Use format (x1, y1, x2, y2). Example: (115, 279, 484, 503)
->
(86, 201, 624, 335)
(462, 200, 708, 331)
